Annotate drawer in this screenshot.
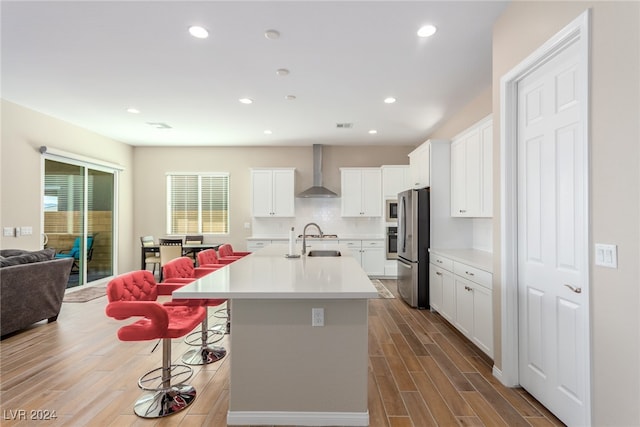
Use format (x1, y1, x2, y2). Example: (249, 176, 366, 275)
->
(340, 240, 361, 249)
(453, 261, 492, 289)
(361, 239, 384, 248)
(430, 253, 453, 272)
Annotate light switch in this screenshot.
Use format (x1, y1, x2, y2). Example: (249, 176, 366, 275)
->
(3, 227, 15, 237)
(20, 226, 33, 236)
(595, 243, 617, 268)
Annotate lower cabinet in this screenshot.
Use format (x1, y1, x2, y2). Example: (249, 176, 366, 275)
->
(247, 240, 272, 252)
(341, 239, 385, 276)
(429, 252, 493, 358)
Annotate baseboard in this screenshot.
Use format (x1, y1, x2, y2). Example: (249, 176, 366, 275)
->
(227, 410, 369, 426)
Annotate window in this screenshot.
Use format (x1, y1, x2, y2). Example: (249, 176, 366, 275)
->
(167, 173, 229, 234)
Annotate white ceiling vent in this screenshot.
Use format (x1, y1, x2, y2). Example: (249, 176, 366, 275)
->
(336, 123, 353, 129)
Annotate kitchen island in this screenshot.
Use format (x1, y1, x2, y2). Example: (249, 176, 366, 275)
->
(172, 243, 378, 426)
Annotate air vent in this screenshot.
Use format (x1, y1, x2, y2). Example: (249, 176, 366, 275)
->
(336, 123, 353, 129)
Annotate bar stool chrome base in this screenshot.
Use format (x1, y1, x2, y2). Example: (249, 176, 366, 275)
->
(134, 384, 196, 418)
(182, 345, 227, 365)
(135, 355, 196, 418)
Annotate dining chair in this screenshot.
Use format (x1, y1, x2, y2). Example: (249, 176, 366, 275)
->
(140, 236, 160, 275)
(158, 238, 183, 282)
(183, 235, 203, 264)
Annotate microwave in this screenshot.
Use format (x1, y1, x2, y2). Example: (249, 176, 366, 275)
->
(386, 199, 398, 222)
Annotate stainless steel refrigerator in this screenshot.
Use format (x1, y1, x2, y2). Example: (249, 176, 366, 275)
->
(397, 187, 430, 309)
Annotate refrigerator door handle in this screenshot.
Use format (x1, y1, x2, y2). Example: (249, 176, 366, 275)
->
(401, 196, 407, 253)
(398, 260, 412, 269)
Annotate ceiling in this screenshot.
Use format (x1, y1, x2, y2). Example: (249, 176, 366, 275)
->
(1, 1, 508, 147)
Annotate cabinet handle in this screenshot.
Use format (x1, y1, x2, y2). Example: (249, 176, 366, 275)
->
(459, 210, 467, 213)
(436, 259, 443, 264)
(564, 284, 582, 294)
(436, 272, 442, 276)
(465, 286, 473, 292)
(465, 271, 475, 276)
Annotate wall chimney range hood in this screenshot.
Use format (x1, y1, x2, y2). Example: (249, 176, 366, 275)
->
(297, 144, 338, 198)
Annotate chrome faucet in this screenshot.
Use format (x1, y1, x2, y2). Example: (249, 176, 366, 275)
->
(302, 222, 323, 255)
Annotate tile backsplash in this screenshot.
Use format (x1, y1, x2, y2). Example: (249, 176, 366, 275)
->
(251, 198, 385, 238)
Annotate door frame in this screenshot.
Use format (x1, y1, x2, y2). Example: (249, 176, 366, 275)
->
(497, 8, 591, 421)
(40, 146, 122, 285)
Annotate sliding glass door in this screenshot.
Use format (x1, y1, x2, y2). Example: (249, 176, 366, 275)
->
(43, 159, 115, 288)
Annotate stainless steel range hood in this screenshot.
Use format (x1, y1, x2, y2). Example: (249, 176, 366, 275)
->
(297, 144, 338, 198)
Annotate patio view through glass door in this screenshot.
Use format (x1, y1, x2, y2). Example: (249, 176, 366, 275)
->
(43, 159, 115, 288)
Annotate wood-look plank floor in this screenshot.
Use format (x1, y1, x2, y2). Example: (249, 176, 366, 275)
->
(0, 280, 565, 427)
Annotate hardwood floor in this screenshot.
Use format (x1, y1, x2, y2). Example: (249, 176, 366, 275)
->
(0, 279, 564, 426)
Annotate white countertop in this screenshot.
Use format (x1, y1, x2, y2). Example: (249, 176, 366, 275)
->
(172, 244, 379, 299)
(428, 248, 493, 273)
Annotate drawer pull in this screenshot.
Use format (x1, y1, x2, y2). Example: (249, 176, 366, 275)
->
(459, 209, 467, 213)
(465, 286, 473, 291)
(465, 271, 475, 276)
(436, 259, 443, 264)
(436, 272, 442, 276)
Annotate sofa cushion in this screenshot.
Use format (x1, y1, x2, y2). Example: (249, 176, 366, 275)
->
(0, 249, 29, 258)
(0, 249, 56, 268)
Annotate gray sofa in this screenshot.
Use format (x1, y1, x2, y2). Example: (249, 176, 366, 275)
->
(0, 249, 74, 337)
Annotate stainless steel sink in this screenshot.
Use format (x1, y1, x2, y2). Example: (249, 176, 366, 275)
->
(307, 250, 342, 257)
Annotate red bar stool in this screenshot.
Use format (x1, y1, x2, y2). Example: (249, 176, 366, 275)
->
(216, 243, 250, 262)
(197, 248, 233, 267)
(105, 270, 206, 418)
(162, 257, 227, 365)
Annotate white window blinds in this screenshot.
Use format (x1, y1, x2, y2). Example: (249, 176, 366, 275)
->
(167, 173, 229, 234)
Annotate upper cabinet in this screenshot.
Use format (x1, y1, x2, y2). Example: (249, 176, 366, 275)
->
(251, 168, 295, 217)
(408, 142, 430, 188)
(451, 116, 493, 217)
(381, 165, 410, 199)
(340, 168, 382, 217)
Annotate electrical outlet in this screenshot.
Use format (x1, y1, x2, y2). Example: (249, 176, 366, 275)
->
(312, 308, 324, 327)
(20, 226, 33, 236)
(3, 227, 15, 237)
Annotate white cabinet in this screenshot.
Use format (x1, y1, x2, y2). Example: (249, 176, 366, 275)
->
(341, 239, 385, 276)
(429, 251, 493, 358)
(381, 165, 410, 199)
(251, 168, 295, 217)
(340, 168, 382, 217)
(451, 116, 492, 217)
(247, 240, 272, 252)
(408, 142, 430, 189)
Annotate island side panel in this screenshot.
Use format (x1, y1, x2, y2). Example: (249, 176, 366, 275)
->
(229, 298, 369, 413)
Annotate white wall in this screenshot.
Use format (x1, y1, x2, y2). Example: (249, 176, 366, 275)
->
(0, 100, 135, 273)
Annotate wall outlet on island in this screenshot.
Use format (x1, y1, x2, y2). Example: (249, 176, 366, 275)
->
(312, 308, 324, 327)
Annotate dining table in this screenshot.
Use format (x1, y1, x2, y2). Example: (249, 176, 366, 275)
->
(140, 242, 222, 269)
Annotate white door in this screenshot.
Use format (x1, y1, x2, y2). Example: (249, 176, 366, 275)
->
(517, 38, 588, 426)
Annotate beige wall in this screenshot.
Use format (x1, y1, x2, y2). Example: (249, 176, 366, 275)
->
(429, 86, 492, 139)
(490, 2, 639, 425)
(133, 144, 413, 257)
(0, 100, 135, 273)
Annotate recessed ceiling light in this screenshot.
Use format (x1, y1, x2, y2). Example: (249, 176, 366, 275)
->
(368, 129, 378, 134)
(284, 95, 297, 101)
(127, 107, 140, 114)
(239, 98, 253, 104)
(417, 25, 437, 38)
(264, 29, 280, 40)
(188, 26, 209, 39)
(264, 130, 273, 135)
(384, 97, 397, 104)
(276, 68, 290, 76)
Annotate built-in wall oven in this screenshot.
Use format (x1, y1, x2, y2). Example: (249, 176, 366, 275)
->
(386, 226, 397, 259)
(386, 200, 398, 222)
